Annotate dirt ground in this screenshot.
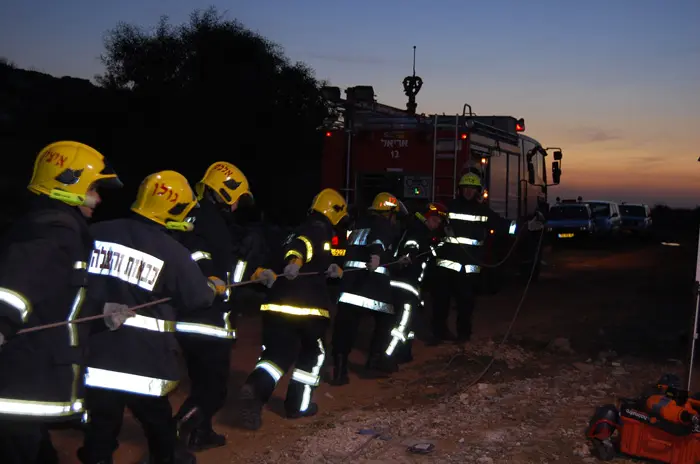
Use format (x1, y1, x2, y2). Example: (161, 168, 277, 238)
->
(51, 236, 700, 463)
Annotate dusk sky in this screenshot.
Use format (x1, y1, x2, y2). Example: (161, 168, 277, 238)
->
(1, 0, 698, 206)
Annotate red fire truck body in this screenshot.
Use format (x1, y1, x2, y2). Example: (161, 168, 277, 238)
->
(320, 86, 563, 283)
(321, 92, 561, 220)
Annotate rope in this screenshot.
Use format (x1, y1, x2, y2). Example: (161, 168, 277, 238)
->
(338, 229, 545, 461)
(15, 252, 430, 336)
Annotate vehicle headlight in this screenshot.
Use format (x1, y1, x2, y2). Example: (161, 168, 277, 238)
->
(580, 226, 588, 231)
(547, 227, 553, 232)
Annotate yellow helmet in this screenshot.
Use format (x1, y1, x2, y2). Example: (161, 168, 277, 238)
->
(369, 192, 407, 214)
(310, 188, 348, 226)
(458, 173, 482, 188)
(27, 141, 122, 206)
(195, 161, 252, 205)
(131, 171, 198, 231)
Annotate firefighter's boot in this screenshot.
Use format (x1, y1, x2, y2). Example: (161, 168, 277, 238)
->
(237, 384, 263, 431)
(174, 405, 202, 449)
(365, 353, 399, 374)
(170, 447, 197, 464)
(330, 354, 350, 386)
(284, 379, 320, 419)
(187, 418, 226, 452)
(286, 403, 319, 419)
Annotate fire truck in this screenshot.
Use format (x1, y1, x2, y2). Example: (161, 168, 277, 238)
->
(319, 81, 564, 286)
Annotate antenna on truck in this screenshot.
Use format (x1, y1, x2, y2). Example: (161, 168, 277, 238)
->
(402, 45, 423, 115)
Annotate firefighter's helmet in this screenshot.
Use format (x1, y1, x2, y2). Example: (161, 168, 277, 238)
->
(310, 188, 348, 226)
(28, 141, 122, 207)
(425, 202, 448, 219)
(131, 171, 198, 231)
(458, 173, 482, 189)
(196, 161, 252, 205)
(369, 192, 408, 215)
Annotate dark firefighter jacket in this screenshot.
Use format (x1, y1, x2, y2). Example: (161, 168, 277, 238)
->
(338, 213, 400, 315)
(84, 216, 215, 397)
(436, 197, 516, 275)
(175, 200, 238, 340)
(393, 213, 441, 291)
(0, 196, 94, 422)
(261, 212, 335, 319)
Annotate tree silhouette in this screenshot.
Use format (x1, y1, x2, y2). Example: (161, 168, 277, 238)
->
(97, 7, 329, 225)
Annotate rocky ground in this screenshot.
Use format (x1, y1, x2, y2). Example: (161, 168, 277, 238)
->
(249, 339, 685, 464)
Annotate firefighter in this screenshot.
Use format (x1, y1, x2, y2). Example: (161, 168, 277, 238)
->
(330, 192, 404, 385)
(78, 171, 227, 464)
(175, 161, 276, 451)
(173, 162, 276, 451)
(237, 188, 347, 431)
(0, 141, 121, 464)
(390, 202, 448, 364)
(430, 173, 543, 344)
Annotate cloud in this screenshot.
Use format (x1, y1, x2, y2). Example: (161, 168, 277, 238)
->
(576, 127, 622, 144)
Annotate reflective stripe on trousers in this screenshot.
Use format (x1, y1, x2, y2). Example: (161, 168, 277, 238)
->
(84, 367, 179, 397)
(290, 339, 326, 413)
(435, 259, 481, 274)
(386, 302, 413, 356)
(337, 292, 394, 314)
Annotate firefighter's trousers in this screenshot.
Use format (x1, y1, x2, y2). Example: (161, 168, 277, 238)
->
(389, 283, 421, 358)
(78, 387, 176, 464)
(243, 312, 328, 415)
(430, 266, 477, 339)
(176, 334, 232, 429)
(0, 420, 58, 464)
(331, 301, 395, 358)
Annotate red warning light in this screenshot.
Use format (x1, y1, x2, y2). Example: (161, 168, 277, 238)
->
(325, 131, 332, 137)
(515, 118, 525, 132)
(331, 236, 339, 246)
(515, 124, 524, 132)
(460, 133, 467, 140)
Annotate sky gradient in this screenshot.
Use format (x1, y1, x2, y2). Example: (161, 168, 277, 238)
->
(2, 0, 699, 207)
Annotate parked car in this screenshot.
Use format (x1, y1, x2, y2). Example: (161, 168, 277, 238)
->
(546, 203, 596, 243)
(619, 203, 652, 237)
(585, 201, 622, 237)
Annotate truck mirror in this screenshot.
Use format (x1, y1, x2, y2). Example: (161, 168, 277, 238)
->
(553, 151, 563, 161)
(527, 162, 536, 184)
(552, 161, 561, 185)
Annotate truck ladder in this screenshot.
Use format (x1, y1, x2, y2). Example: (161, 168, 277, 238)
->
(431, 114, 460, 203)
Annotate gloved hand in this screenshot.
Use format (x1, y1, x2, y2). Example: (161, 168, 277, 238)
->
(103, 302, 134, 331)
(398, 254, 412, 265)
(366, 254, 380, 272)
(283, 262, 301, 280)
(443, 226, 455, 238)
(252, 268, 277, 288)
(527, 212, 545, 231)
(326, 263, 343, 278)
(208, 276, 227, 295)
